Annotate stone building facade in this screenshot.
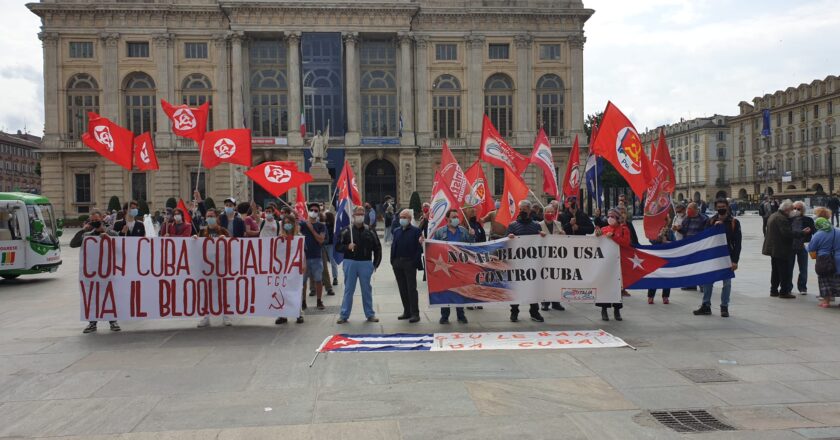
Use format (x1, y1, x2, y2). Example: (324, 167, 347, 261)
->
(640, 115, 732, 204)
(0, 131, 42, 194)
(28, 0, 592, 218)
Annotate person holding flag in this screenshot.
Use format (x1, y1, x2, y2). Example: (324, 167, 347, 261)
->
(336, 206, 382, 324)
(506, 199, 545, 323)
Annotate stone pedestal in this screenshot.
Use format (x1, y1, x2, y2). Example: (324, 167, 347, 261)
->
(307, 161, 333, 203)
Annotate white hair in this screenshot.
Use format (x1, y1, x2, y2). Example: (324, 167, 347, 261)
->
(778, 199, 794, 212)
(519, 199, 532, 209)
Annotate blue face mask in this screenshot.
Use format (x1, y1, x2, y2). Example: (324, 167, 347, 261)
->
(399, 218, 409, 227)
(283, 223, 294, 232)
(206, 217, 217, 226)
(129, 208, 139, 217)
(449, 218, 460, 227)
(225, 207, 234, 215)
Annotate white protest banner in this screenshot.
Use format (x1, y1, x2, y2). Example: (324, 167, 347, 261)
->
(79, 236, 304, 321)
(424, 235, 622, 307)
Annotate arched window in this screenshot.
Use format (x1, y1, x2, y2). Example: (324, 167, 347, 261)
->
(250, 39, 288, 137)
(360, 40, 397, 137)
(66, 73, 99, 140)
(123, 72, 156, 135)
(181, 73, 213, 131)
(484, 73, 514, 137)
(432, 74, 462, 139)
(536, 74, 564, 137)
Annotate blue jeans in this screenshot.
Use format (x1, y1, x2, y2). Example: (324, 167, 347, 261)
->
(789, 248, 809, 293)
(325, 244, 338, 279)
(702, 277, 732, 307)
(339, 259, 375, 320)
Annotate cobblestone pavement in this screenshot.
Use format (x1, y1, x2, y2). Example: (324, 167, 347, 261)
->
(1, 215, 839, 439)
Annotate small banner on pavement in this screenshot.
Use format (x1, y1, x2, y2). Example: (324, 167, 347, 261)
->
(317, 330, 628, 353)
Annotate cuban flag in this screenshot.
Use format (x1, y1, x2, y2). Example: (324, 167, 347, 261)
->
(629, 225, 735, 289)
(318, 333, 434, 352)
(584, 154, 604, 209)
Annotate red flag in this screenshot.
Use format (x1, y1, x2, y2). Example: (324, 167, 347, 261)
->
(480, 115, 529, 174)
(618, 244, 667, 288)
(245, 162, 314, 198)
(160, 99, 209, 143)
(528, 128, 560, 198)
(336, 160, 362, 206)
(81, 112, 134, 170)
(643, 130, 676, 240)
(426, 171, 460, 235)
(176, 199, 192, 226)
(562, 136, 583, 199)
(464, 161, 495, 219)
(439, 140, 470, 204)
(294, 186, 307, 219)
(495, 167, 530, 227)
(201, 128, 252, 169)
(591, 102, 653, 197)
(133, 132, 158, 171)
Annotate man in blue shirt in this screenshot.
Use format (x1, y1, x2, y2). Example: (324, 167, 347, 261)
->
(300, 203, 327, 310)
(432, 209, 476, 324)
(391, 209, 423, 323)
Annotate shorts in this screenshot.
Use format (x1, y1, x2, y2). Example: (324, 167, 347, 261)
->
(304, 258, 324, 282)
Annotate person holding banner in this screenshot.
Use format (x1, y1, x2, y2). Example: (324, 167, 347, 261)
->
(392, 209, 423, 323)
(647, 226, 673, 305)
(259, 204, 280, 237)
(74, 210, 121, 334)
(432, 209, 476, 324)
(560, 196, 595, 236)
(197, 209, 229, 238)
(162, 208, 192, 237)
(696, 198, 741, 317)
(336, 206, 382, 324)
(115, 200, 145, 237)
(219, 197, 245, 238)
(276, 214, 305, 325)
(300, 203, 327, 311)
(506, 200, 545, 323)
(540, 204, 566, 312)
(594, 208, 627, 321)
(464, 207, 486, 311)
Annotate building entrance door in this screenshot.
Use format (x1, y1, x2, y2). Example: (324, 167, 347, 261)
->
(364, 159, 396, 207)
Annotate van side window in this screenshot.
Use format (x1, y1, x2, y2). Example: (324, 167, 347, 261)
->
(0, 209, 20, 240)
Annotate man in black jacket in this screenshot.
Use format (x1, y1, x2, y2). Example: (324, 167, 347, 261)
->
(114, 200, 146, 237)
(391, 209, 423, 323)
(828, 194, 840, 226)
(790, 200, 815, 295)
(695, 198, 742, 317)
(559, 196, 595, 236)
(507, 200, 545, 323)
(336, 206, 382, 324)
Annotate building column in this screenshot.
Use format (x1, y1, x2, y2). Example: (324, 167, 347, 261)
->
(514, 33, 533, 146)
(229, 31, 249, 201)
(414, 34, 430, 148)
(398, 149, 416, 205)
(98, 32, 120, 122)
(152, 33, 173, 147)
(39, 32, 60, 149)
(343, 32, 361, 146)
(398, 33, 415, 146)
(212, 33, 230, 130)
(465, 34, 485, 147)
(286, 31, 303, 146)
(568, 34, 586, 141)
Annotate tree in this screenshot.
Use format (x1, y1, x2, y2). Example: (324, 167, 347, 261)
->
(107, 196, 121, 212)
(204, 196, 216, 211)
(138, 199, 150, 215)
(165, 197, 177, 209)
(584, 111, 604, 140)
(584, 111, 625, 189)
(409, 191, 422, 219)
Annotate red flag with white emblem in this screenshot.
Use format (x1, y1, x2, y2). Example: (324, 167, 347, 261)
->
(201, 128, 252, 169)
(495, 167, 530, 227)
(160, 99, 209, 143)
(336, 160, 362, 206)
(480, 115, 529, 174)
(133, 132, 158, 171)
(438, 140, 471, 204)
(426, 171, 461, 235)
(464, 161, 495, 219)
(560, 135, 581, 199)
(245, 162, 314, 198)
(618, 243, 667, 288)
(643, 129, 676, 241)
(530, 128, 560, 198)
(81, 112, 134, 170)
(591, 102, 653, 197)
(294, 186, 307, 219)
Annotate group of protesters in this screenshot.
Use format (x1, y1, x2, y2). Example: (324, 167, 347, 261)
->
(72, 186, 840, 334)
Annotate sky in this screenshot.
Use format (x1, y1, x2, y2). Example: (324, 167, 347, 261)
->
(1, 0, 839, 136)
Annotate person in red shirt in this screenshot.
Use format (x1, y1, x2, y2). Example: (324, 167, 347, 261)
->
(163, 208, 192, 237)
(595, 208, 628, 321)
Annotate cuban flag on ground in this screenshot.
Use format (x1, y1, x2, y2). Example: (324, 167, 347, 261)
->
(584, 154, 604, 209)
(629, 225, 735, 289)
(318, 333, 434, 352)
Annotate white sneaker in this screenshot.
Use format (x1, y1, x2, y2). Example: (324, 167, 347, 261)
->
(197, 316, 210, 328)
(222, 316, 232, 326)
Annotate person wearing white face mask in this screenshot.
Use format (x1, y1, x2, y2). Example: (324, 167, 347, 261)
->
(336, 206, 382, 324)
(259, 205, 280, 237)
(299, 203, 327, 310)
(391, 209, 423, 323)
(789, 201, 815, 295)
(163, 208, 191, 237)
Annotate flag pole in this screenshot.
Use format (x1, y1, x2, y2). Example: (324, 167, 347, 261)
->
(528, 189, 546, 209)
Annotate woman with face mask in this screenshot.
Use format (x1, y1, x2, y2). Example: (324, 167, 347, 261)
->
(276, 214, 305, 325)
(163, 208, 192, 237)
(197, 210, 230, 238)
(539, 205, 566, 312)
(259, 207, 280, 237)
(594, 208, 629, 321)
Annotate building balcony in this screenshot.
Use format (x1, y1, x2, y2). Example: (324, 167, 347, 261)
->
(715, 178, 729, 186)
(61, 139, 83, 149)
(430, 138, 466, 148)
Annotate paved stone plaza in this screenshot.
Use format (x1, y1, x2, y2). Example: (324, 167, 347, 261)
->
(1, 215, 840, 439)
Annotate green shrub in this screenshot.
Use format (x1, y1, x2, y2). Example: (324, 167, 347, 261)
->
(204, 196, 216, 210)
(165, 197, 177, 209)
(409, 191, 422, 219)
(107, 196, 121, 212)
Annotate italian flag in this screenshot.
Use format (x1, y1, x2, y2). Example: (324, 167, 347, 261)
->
(299, 109, 306, 138)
